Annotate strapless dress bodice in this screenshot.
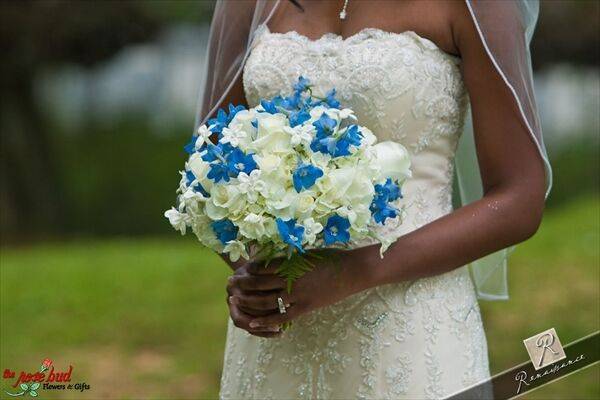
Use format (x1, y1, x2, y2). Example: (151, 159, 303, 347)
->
(244, 27, 468, 237)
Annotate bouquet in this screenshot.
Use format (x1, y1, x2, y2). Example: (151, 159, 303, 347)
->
(165, 77, 411, 291)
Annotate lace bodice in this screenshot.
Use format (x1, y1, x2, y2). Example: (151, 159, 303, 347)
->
(220, 27, 489, 400)
(244, 27, 468, 239)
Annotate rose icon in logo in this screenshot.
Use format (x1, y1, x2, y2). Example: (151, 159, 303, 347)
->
(40, 359, 52, 373)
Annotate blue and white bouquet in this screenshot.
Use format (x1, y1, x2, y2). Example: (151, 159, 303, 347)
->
(165, 77, 410, 289)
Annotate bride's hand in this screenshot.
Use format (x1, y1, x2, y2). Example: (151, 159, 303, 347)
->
(226, 262, 286, 338)
(227, 249, 377, 333)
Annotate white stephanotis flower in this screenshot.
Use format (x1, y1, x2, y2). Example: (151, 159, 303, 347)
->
(164, 207, 189, 235)
(283, 123, 316, 147)
(301, 217, 323, 245)
(221, 123, 249, 148)
(308, 105, 331, 122)
(196, 124, 213, 143)
(328, 107, 357, 122)
(236, 169, 265, 203)
(223, 240, 249, 262)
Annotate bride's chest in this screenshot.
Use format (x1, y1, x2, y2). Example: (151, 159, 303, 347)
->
(243, 28, 468, 149)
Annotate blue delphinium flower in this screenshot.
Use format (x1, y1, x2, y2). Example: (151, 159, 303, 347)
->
(201, 142, 233, 163)
(370, 178, 402, 224)
(185, 170, 209, 196)
(293, 76, 311, 93)
(324, 89, 341, 108)
(276, 92, 302, 110)
(312, 113, 337, 136)
(370, 201, 398, 224)
(276, 218, 305, 252)
(226, 148, 257, 177)
(207, 162, 231, 183)
(207, 108, 229, 134)
(211, 219, 238, 244)
(184, 135, 198, 155)
(310, 124, 362, 157)
(344, 125, 363, 147)
(381, 178, 401, 201)
(227, 104, 246, 122)
(323, 215, 351, 245)
(292, 163, 324, 192)
(289, 109, 311, 128)
(310, 134, 338, 155)
(260, 99, 278, 114)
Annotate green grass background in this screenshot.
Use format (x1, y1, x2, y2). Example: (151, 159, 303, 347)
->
(1, 196, 598, 399)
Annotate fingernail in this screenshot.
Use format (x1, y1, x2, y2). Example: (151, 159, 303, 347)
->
(249, 321, 259, 328)
(268, 326, 280, 332)
(228, 296, 234, 304)
(228, 276, 234, 283)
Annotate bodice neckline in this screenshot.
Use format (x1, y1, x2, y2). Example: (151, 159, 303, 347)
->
(259, 25, 461, 64)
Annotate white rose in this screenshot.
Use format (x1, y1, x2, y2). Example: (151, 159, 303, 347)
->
(293, 192, 316, 218)
(265, 190, 296, 220)
(238, 213, 269, 240)
(187, 153, 213, 191)
(373, 141, 412, 181)
(229, 109, 257, 140)
(249, 114, 292, 154)
(359, 126, 377, 146)
(206, 185, 245, 220)
(255, 153, 282, 174)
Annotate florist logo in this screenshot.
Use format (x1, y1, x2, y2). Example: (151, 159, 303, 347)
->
(3, 358, 90, 397)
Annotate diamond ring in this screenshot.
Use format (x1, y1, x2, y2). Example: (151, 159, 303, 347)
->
(277, 297, 287, 314)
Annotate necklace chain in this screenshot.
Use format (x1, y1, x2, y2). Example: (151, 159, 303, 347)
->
(339, 0, 349, 20)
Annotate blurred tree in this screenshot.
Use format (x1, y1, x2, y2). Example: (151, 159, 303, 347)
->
(0, 0, 214, 240)
(533, 0, 599, 69)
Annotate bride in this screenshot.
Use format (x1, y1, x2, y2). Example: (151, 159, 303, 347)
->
(196, 0, 551, 399)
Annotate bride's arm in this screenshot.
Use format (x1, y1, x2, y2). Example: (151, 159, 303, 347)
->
(226, 6, 546, 331)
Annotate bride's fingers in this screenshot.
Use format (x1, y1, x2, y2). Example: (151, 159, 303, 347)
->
(230, 292, 292, 311)
(228, 299, 281, 335)
(248, 304, 298, 329)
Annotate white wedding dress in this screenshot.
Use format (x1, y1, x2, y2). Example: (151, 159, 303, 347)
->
(219, 27, 491, 400)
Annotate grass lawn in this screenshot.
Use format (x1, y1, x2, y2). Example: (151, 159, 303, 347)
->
(1, 196, 598, 399)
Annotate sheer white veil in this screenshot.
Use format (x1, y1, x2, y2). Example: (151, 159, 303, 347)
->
(195, 0, 552, 300)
